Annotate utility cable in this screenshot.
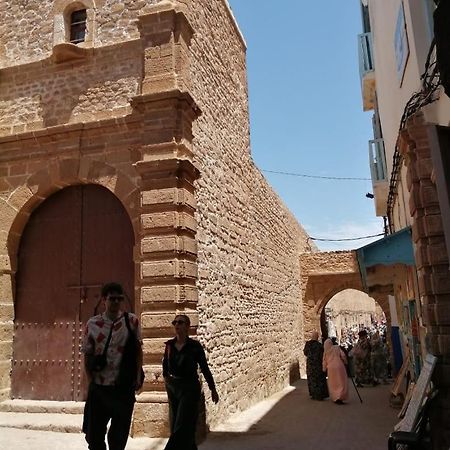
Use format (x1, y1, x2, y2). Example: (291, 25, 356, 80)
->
(309, 232, 384, 242)
(262, 169, 371, 181)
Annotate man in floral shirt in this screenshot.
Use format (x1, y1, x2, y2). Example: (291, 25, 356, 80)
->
(82, 282, 143, 450)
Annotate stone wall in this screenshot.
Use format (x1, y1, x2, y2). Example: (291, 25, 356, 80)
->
(0, 41, 142, 134)
(0, 0, 315, 435)
(0, 0, 163, 67)
(188, 0, 312, 427)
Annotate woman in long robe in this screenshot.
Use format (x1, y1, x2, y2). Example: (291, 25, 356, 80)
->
(303, 331, 328, 400)
(322, 338, 349, 404)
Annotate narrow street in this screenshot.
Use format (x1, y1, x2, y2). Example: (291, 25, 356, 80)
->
(0, 379, 398, 450)
(201, 379, 397, 450)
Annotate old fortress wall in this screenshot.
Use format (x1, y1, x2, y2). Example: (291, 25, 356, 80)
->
(188, 0, 312, 423)
(0, 0, 313, 432)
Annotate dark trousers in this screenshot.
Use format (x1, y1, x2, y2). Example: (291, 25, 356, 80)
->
(164, 380, 201, 450)
(83, 383, 135, 450)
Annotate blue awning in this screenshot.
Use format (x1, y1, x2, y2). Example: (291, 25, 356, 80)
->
(357, 227, 415, 288)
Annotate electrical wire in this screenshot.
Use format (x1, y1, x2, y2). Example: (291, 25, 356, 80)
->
(309, 233, 385, 242)
(262, 169, 371, 181)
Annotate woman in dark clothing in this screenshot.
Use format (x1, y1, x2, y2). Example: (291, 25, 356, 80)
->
(162, 314, 219, 450)
(303, 331, 328, 400)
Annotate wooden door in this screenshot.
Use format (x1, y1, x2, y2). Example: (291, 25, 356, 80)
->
(12, 185, 134, 401)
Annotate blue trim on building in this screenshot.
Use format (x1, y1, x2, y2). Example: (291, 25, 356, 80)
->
(357, 227, 415, 288)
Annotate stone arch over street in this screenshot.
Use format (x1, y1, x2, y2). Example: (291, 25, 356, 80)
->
(300, 251, 391, 342)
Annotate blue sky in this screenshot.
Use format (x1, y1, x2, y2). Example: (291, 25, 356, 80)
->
(227, 0, 384, 251)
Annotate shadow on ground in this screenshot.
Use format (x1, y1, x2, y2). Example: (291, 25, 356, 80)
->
(200, 379, 398, 450)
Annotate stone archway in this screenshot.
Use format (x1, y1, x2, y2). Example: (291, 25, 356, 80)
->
(0, 157, 141, 403)
(321, 289, 388, 342)
(11, 184, 135, 401)
(300, 251, 391, 340)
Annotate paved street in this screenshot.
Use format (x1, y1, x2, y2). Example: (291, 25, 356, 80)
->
(0, 379, 398, 450)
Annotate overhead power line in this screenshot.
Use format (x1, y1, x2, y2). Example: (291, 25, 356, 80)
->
(262, 169, 371, 181)
(309, 233, 384, 242)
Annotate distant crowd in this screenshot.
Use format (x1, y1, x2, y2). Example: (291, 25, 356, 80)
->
(303, 323, 391, 405)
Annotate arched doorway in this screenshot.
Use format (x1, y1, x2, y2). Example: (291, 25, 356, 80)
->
(320, 289, 387, 345)
(11, 185, 135, 401)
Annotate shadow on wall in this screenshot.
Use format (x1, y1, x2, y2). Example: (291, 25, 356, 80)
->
(289, 360, 300, 385)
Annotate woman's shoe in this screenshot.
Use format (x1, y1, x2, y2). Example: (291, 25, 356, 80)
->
(334, 399, 344, 405)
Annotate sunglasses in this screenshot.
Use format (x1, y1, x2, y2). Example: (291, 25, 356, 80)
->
(172, 320, 187, 326)
(107, 295, 124, 302)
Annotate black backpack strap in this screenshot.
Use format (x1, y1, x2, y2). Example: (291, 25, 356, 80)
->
(123, 312, 133, 335)
(102, 320, 115, 356)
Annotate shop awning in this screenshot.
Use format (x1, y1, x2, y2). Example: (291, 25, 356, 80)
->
(357, 227, 415, 288)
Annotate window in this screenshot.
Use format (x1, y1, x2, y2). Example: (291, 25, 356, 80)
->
(70, 9, 87, 44)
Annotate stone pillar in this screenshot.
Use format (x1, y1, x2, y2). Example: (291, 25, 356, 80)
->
(137, 1, 194, 95)
(400, 112, 450, 448)
(129, 93, 200, 438)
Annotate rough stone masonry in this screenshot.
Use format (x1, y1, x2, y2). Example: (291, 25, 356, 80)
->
(0, 0, 316, 437)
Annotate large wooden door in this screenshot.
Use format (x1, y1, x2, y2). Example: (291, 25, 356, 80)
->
(11, 185, 134, 401)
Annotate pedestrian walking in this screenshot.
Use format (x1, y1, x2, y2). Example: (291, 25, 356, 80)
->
(322, 338, 349, 405)
(370, 332, 388, 384)
(350, 330, 376, 387)
(303, 331, 328, 400)
(82, 282, 143, 450)
(163, 314, 219, 450)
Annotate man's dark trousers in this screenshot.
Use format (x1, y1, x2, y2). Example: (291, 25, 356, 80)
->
(83, 383, 135, 450)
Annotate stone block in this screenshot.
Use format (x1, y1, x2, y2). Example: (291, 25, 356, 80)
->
(141, 187, 196, 208)
(427, 241, 449, 266)
(142, 338, 166, 359)
(433, 301, 450, 327)
(132, 401, 170, 437)
(0, 360, 11, 389)
(141, 285, 198, 304)
(0, 388, 10, 402)
(423, 214, 445, 237)
(414, 240, 429, 269)
(0, 340, 13, 360)
(140, 260, 197, 279)
(0, 304, 14, 321)
(141, 212, 177, 230)
(141, 236, 178, 254)
(418, 271, 434, 295)
(7, 185, 33, 211)
(419, 184, 439, 208)
(409, 188, 421, 216)
(0, 322, 14, 342)
(416, 157, 434, 179)
(431, 273, 450, 295)
(0, 200, 18, 230)
(411, 217, 425, 243)
(141, 311, 198, 330)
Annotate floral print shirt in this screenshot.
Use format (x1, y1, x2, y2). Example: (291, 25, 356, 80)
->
(82, 312, 142, 386)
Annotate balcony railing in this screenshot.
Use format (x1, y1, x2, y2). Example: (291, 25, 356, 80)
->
(358, 32, 375, 79)
(369, 138, 387, 182)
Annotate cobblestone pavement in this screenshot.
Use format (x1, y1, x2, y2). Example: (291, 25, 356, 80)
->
(0, 379, 398, 450)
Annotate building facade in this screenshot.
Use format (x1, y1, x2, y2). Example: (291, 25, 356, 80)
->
(357, 1, 450, 447)
(0, 0, 313, 436)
